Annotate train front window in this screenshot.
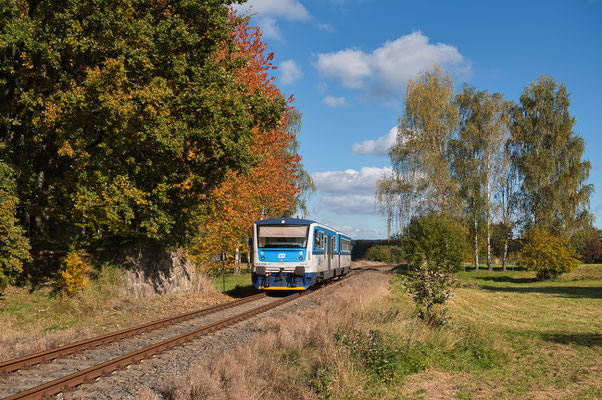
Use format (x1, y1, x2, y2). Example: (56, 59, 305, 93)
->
(258, 226, 308, 248)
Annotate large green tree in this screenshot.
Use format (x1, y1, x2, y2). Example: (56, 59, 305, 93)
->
(0, 0, 281, 255)
(510, 76, 592, 236)
(377, 66, 459, 235)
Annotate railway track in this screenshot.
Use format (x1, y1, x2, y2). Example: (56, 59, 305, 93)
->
(0, 273, 360, 400)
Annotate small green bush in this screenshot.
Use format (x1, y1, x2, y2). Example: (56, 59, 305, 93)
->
(403, 270, 458, 325)
(365, 245, 404, 264)
(520, 228, 579, 280)
(405, 214, 468, 273)
(402, 214, 467, 325)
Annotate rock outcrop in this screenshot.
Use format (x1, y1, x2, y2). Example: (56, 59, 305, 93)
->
(121, 241, 211, 299)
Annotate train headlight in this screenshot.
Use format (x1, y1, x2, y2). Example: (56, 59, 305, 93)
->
(261, 251, 264, 255)
(299, 256, 303, 260)
(261, 256, 265, 260)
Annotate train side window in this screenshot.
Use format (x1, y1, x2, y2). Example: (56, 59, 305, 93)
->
(320, 231, 324, 249)
(314, 230, 319, 249)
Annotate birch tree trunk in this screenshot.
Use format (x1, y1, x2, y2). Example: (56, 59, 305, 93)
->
(474, 216, 479, 270)
(502, 233, 508, 271)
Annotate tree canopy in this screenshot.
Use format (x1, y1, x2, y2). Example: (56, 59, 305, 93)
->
(0, 1, 310, 284)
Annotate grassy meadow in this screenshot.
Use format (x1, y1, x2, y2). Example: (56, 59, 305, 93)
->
(164, 264, 602, 399)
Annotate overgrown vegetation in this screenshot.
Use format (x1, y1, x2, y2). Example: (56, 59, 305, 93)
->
(0, 161, 31, 291)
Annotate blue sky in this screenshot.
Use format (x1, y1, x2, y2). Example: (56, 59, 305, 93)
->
(236, 0, 602, 239)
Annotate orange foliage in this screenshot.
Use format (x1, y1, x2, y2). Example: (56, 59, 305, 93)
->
(191, 12, 301, 269)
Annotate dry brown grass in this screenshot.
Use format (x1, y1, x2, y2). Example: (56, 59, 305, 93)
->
(159, 271, 391, 400)
(0, 268, 225, 361)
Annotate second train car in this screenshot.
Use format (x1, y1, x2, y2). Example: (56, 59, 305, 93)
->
(251, 218, 352, 291)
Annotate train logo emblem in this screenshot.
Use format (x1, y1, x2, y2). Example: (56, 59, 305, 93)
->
(278, 253, 286, 259)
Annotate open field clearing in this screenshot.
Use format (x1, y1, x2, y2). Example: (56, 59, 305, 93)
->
(161, 265, 601, 400)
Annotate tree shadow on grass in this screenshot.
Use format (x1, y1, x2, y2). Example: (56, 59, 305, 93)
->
(224, 284, 259, 298)
(540, 333, 602, 347)
(478, 285, 602, 299)
(479, 276, 540, 284)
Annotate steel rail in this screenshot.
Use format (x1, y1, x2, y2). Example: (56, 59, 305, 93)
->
(3, 271, 362, 400)
(0, 293, 266, 375)
(3, 292, 304, 400)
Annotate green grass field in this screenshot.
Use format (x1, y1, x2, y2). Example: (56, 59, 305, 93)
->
(440, 265, 601, 399)
(378, 265, 602, 399)
(210, 270, 256, 296)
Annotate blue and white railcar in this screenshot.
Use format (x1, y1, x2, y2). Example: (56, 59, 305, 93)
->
(252, 218, 352, 291)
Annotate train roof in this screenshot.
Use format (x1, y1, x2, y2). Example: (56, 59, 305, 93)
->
(255, 218, 316, 226)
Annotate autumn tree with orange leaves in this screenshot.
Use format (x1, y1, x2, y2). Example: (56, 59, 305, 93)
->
(189, 13, 313, 272)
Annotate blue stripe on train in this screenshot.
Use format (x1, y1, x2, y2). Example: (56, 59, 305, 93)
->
(252, 272, 318, 290)
(258, 248, 306, 262)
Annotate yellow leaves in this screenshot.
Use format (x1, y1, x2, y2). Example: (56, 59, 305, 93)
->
(57, 249, 91, 296)
(57, 141, 75, 158)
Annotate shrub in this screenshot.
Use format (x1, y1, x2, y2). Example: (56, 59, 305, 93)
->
(0, 162, 31, 292)
(403, 214, 467, 325)
(520, 228, 579, 280)
(365, 245, 404, 264)
(57, 249, 91, 296)
(404, 270, 458, 325)
(405, 214, 468, 273)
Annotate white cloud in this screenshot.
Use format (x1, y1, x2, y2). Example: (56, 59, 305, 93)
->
(236, 0, 311, 21)
(280, 60, 302, 85)
(235, 0, 311, 40)
(256, 17, 281, 40)
(313, 31, 471, 98)
(314, 49, 371, 89)
(313, 166, 392, 195)
(352, 126, 398, 155)
(311, 166, 392, 236)
(323, 95, 346, 107)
